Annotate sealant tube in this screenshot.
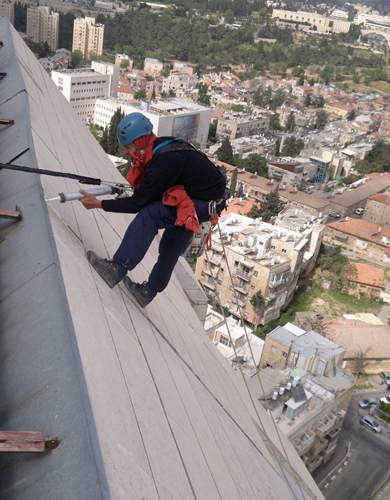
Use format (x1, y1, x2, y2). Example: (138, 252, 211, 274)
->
(46, 186, 115, 203)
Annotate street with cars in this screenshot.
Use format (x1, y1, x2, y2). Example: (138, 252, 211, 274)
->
(318, 390, 390, 500)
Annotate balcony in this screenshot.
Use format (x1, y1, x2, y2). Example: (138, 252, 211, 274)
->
(208, 254, 222, 266)
(204, 267, 219, 279)
(202, 279, 215, 290)
(311, 437, 328, 456)
(306, 454, 323, 474)
(234, 283, 248, 294)
(327, 427, 340, 442)
(296, 431, 316, 455)
(316, 414, 337, 438)
(235, 268, 252, 281)
(336, 410, 346, 428)
(268, 279, 283, 289)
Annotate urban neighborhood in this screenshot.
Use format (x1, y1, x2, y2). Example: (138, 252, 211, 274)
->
(2, 0, 390, 499)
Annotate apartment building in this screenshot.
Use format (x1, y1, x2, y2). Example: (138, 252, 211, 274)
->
(91, 60, 119, 98)
(144, 57, 163, 76)
(51, 68, 111, 123)
(195, 212, 323, 326)
(364, 190, 390, 226)
(221, 166, 332, 215)
(216, 114, 270, 140)
(72, 17, 104, 59)
(162, 72, 194, 96)
(325, 217, 390, 265)
(251, 323, 354, 473)
(325, 177, 390, 217)
(0, 0, 14, 26)
(272, 8, 351, 33)
(268, 158, 317, 188)
(26, 6, 59, 51)
(94, 98, 211, 146)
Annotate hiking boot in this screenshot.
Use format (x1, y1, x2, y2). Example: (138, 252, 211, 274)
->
(123, 277, 157, 308)
(86, 250, 127, 288)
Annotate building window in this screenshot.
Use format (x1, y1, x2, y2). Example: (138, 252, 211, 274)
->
(251, 285, 255, 290)
(234, 261, 239, 267)
(282, 351, 287, 358)
(282, 249, 286, 253)
(217, 280, 221, 285)
(201, 271, 205, 277)
(370, 216, 377, 222)
(271, 345, 277, 353)
(253, 271, 258, 277)
(219, 334, 232, 348)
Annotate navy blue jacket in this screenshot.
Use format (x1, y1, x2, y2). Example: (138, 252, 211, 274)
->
(101, 137, 226, 214)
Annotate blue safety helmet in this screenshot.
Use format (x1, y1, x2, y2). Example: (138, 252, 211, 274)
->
(117, 112, 153, 146)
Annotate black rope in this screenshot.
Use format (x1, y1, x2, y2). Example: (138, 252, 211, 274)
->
(0, 163, 102, 185)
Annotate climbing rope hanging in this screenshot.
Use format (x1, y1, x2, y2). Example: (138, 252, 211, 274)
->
(203, 217, 314, 500)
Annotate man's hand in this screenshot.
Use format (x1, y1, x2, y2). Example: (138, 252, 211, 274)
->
(79, 189, 102, 210)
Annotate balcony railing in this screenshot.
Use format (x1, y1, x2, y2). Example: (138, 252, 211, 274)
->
(201, 280, 215, 290)
(311, 437, 328, 456)
(234, 283, 248, 293)
(306, 455, 323, 473)
(296, 431, 316, 454)
(316, 414, 337, 437)
(204, 267, 219, 278)
(235, 268, 252, 281)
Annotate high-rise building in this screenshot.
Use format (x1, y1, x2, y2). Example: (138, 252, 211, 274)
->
(26, 6, 59, 51)
(0, 0, 14, 26)
(72, 17, 104, 60)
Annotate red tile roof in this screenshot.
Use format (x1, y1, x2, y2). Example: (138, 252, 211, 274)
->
(224, 198, 260, 216)
(328, 217, 390, 246)
(348, 262, 384, 287)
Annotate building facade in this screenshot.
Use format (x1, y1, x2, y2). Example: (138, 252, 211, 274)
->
(195, 213, 324, 326)
(94, 98, 211, 146)
(254, 323, 354, 474)
(0, 0, 14, 26)
(26, 6, 59, 51)
(51, 68, 111, 124)
(72, 17, 104, 60)
(216, 115, 270, 140)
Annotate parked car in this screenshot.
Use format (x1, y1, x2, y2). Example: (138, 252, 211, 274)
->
(380, 372, 390, 385)
(329, 210, 341, 218)
(360, 415, 382, 433)
(380, 396, 390, 404)
(355, 208, 364, 215)
(358, 398, 377, 408)
(314, 311, 324, 320)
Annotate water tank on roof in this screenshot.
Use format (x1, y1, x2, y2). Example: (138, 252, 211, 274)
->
(272, 392, 278, 401)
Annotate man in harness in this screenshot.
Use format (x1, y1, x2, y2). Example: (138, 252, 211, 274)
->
(80, 112, 226, 307)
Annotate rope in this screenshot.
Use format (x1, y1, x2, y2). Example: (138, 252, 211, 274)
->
(203, 218, 317, 500)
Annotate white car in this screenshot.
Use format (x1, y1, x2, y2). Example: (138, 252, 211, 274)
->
(380, 396, 390, 404)
(355, 208, 364, 215)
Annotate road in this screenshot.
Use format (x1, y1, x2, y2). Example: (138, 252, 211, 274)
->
(318, 391, 390, 500)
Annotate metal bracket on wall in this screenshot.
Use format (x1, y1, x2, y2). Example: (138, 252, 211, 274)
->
(0, 431, 59, 453)
(0, 205, 22, 221)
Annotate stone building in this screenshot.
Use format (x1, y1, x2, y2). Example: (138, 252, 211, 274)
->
(72, 17, 104, 59)
(195, 212, 324, 326)
(364, 189, 390, 227)
(27, 6, 59, 51)
(216, 114, 270, 140)
(251, 323, 354, 474)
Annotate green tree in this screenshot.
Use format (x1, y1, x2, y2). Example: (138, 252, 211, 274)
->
(224, 10, 234, 24)
(285, 112, 296, 132)
(236, 183, 244, 198)
(347, 109, 356, 121)
(316, 110, 328, 128)
(216, 136, 233, 163)
(209, 121, 217, 141)
(196, 82, 210, 106)
(120, 59, 130, 69)
(304, 93, 311, 107)
(260, 188, 284, 222)
(71, 50, 83, 68)
(281, 136, 304, 157)
(107, 108, 125, 155)
(229, 168, 238, 197)
(245, 203, 261, 219)
(354, 140, 390, 175)
(134, 90, 147, 100)
(100, 126, 109, 153)
(250, 290, 265, 329)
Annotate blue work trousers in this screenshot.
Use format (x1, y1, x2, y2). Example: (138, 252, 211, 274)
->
(114, 199, 210, 293)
